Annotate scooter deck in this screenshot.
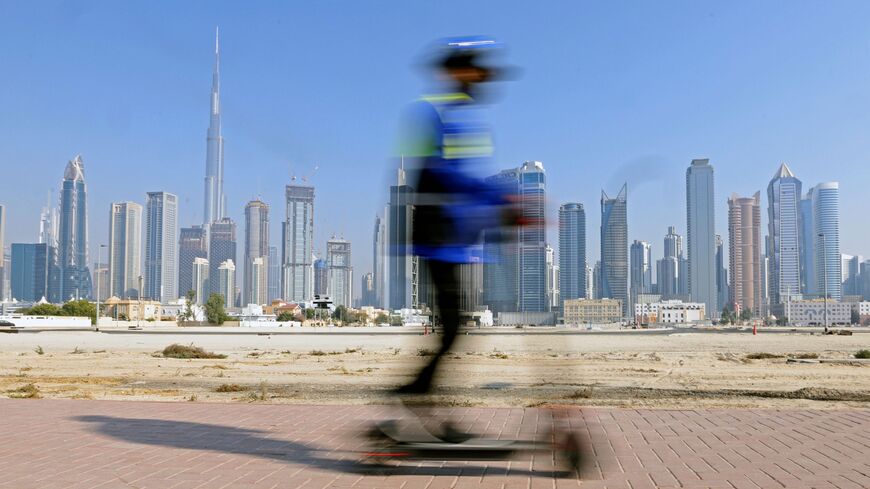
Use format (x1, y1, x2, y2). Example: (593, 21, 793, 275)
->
(367, 438, 543, 461)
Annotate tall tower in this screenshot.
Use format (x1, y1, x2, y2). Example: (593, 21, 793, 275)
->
(811, 182, 841, 301)
(686, 158, 716, 317)
(244, 200, 269, 305)
(217, 259, 235, 308)
(600, 184, 628, 316)
(767, 163, 802, 305)
(388, 164, 415, 310)
(483, 167, 520, 313)
(518, 161, 547, 313)
(630, 240, 652, 313)
(58, 155, 91, 301)
(799, 194, 815, 296)
(326, 237, 353, 308)
(0, 204, 5, 301)
(558, 203, 587, 308)
(178, 226, 207, 298)
(715, 234, 729, 312)
(208, 218, 236, 296)
(267, 246, 280, 302)
(373, 215, 386, 308)
(283, 185, 314, 302)
(657, 226, 684, 299)
(728, 192, 761, 316)
(145, 192, 178, 302)
(203, 28, 225, 225)
(108, 202, 143, 299)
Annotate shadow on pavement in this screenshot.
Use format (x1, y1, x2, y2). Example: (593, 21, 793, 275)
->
(74, 415, 578, 479)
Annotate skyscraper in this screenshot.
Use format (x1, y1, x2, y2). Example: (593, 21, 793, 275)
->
(728, 192, 761, 316)
(388, 165, 416, 310)
(178, 226, 207, 298)
(686, 159, 717, 317)
(558, 203, 586, 308)
(373, 215, 386, 308)
(208, 218, 236, 296)
(715, 234, 729, 312)
(657, 226, 684, 299)
(313, 258, 327, 297)
(282, 185, 314, 302)
(38, 192, 58, 247)
(203, 28, 225, 225)
(767, 163, 802, 305)
(267, 246, 280, 303)
(600, 184, 628, 316)
(811, 182, 841, 301)
(361, 272, 376, 307)
(327, 238, 353, 308)
(545, 245, 559, 311)
(108, 202, 142, 299)
(0, 204, 5, 301)
(483, 167, 520, 313)
(518, 161, 548, 313)
(799, 194, 815, 297)
(192, 257, 209, 304)
(58, 155, 91, 301)
(244, 200, 269, 305)
(217, 259, 235, 308)
(145, 192, 178, 302)
(630, 240, 652, 312)
(10, 243, 55, 302)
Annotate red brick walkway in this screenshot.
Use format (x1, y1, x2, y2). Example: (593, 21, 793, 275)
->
(0, 399, 867, 489)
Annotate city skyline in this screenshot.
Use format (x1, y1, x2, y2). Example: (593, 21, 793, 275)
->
(3, 4, 870, 304)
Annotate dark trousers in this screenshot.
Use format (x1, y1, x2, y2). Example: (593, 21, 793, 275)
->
(402, 260, 461, 394)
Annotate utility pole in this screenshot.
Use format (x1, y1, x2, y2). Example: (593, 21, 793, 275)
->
(819, 233, 828, 333)
(95, 244, 106, 329)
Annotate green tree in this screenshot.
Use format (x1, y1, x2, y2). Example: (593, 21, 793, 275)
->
(178, 290, 196, 324)
(739, 309, 752, 322)
(851, 308, 860, 325)
(776, 316, 788, 326)
(720, 306, 733, 325)
(332, 305, 347, 322)
(61, 300, 97, 324)
(21, 303, 64, 317)
(204, 293, 228, 325)
(304, 308, 315, 320)
(375, 313, 389, 324)
(276, 311, 295, 322)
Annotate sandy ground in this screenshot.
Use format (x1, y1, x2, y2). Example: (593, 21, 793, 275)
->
(1, 329, 869, 409)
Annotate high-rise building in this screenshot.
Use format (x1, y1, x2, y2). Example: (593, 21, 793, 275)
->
(483, 168, 520, 313)
(630, 240, 652, 313)
(715, 234, 729, 312)
(192, 257, 209, 304)
(600, 184, 628, 316)
(58, 155, 91, 301)
(592, 261, 602, 300)
(144, 192, 178, 302)
(217, 259, 235, 308)
(108, 202, 142, 299)
(282, 185, 314, 302)
(518, 161, 548, 313)
(0, 204, 5, 301)
(38, 192, 58, 247)
(843, 254, 864, 298)
(93, 262, 109, 302)
(799, 195, 815, 297)
(373, 215, 386, 308)
(686, 159, 716, 317)
(208, 218, 236, 295)
(459, 258, 483, 312)
(203, 28, 225, 225)
(326, 238, 352, 308)
(361, 272, 376, 307)
(767, 163, 802, 305)
(585, 265, 593, 299)
(558, 203, 586, 308)
(388, 164, 416, 310)
(728, 192, 762, 316)
(313, 258, 327, 297)
(244, 200, 269, 305)
(545, 245, 559, 311)
(657, 226, 684, 299)
(10, 243, 56, 302)
(267, 246, 280, 303)
(811, 182, 841, 301)
(178, 226, 207, 298)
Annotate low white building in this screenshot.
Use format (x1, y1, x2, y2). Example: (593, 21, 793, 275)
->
(786, 300, 851, 326)
(635, 300, 705, 324)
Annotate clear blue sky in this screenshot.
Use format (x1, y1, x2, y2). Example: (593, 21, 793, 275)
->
(3, 1, 870, 294)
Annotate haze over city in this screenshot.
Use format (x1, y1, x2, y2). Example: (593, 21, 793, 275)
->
(2, 1, 870, 296)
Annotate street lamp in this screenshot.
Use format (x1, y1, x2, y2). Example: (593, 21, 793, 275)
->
(137, 275, 144, 329)
(95, 244, 106, 329)
(818, 233, 828, 334)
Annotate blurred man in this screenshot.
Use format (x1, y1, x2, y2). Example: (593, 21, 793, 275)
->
(393, 37, 518, 440)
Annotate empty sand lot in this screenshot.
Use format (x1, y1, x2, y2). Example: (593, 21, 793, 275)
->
(1, 328, 869, 408)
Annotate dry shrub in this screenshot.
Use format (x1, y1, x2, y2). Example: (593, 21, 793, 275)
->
(214, 384, 248, 393)
(162, 344, 226, 359)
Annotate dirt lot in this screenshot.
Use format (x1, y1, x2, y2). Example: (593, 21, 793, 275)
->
(1, 329, 869, 408)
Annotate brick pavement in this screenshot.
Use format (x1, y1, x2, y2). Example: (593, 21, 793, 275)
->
(0, 399, 867, 488)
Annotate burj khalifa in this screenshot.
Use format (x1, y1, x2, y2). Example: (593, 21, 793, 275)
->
(203, 28, 225, 225)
